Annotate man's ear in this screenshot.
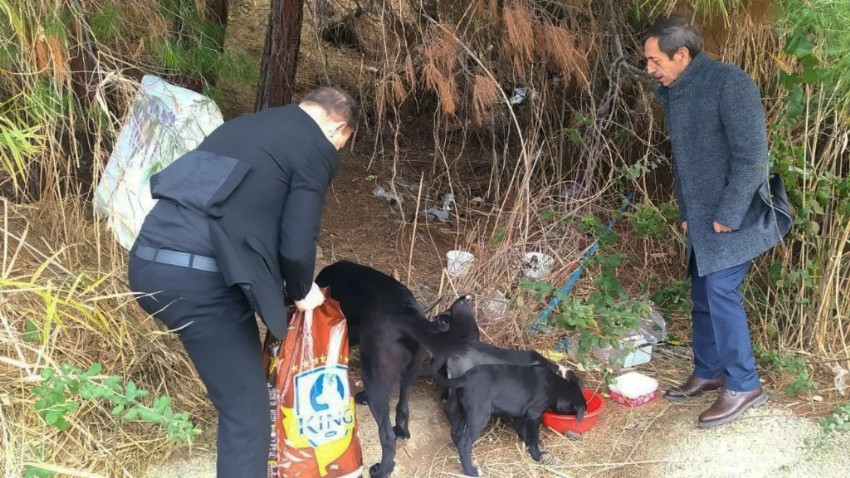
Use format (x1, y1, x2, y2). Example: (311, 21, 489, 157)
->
(325, 121, 345, 136)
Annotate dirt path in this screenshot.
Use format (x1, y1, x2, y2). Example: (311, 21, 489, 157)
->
(146, 379, 850, 478)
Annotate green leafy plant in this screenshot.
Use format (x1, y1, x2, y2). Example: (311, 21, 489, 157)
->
(33, 362, 201, 443)
(491, 227, 507, 246)
(627, 202, 679, 238)
(22, 447, 55, 478)
(753, 347, 818, 397)
(640, 275, 691, 313)
(559, 110, 595, 145)
(23, 466, 54, 478)
(523, 216, 649, 361)
(819, 402, 850, 434)
(805, 401, 850, 449)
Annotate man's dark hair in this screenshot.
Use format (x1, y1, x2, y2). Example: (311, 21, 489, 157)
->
(644, 14, 703, 59)
(300, 86, 359, 130)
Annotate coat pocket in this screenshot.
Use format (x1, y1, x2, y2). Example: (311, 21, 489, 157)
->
(150, 150, 251, 216)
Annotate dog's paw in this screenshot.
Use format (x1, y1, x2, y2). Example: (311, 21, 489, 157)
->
(369, 462, 394, 478)
(539, 452, 559, 466)
(355, 390, 369, 405)
(463, 467, 482, 477)
(393, 424, 411, 440)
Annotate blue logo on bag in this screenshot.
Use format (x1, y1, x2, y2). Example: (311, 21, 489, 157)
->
(295, 365, 354, 447)
(309, 370, 346, 412)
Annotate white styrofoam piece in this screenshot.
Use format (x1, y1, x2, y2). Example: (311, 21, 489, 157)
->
(609, 371, 659, 399)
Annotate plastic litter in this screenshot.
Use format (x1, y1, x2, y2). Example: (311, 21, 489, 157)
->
(509, 86, 537, 105)
(510, 87, 528, 104)
(482, 290, 508, 322)
(373, 186, 403, 205)
(446, 250, 474, 277)
(832, 364, 848, 396)
(522, 252, 554, 279)
(424, 208, 449, 221)
(421, 191, 456, 222)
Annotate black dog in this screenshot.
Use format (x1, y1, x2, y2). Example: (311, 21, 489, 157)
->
(315, 260, 448, 478)
(429, 295, 577, 381)
(433, 363, 587, 477)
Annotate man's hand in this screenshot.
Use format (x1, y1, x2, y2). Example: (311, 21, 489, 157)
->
(713, 221, 733, 233)
(294, 282, 325, 311)
(681, 221, 688, 234)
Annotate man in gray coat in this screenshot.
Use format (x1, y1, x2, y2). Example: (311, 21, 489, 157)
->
(643, 15, 788, 427)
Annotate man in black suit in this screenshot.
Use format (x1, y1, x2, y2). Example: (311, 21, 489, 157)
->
(127, 86, 357, 477)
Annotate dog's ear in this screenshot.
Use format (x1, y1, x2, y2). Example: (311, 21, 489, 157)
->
(433, 316, 451, 333)
(575, 402, 586, 423)
(566, 369, 584, 389)
(552, 363, 584, 388)
(433, 310, 451, 330)
(450, 294, 474, 310)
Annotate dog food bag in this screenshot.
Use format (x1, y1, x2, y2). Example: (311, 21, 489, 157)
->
(263, 333, 282, 478)
(273, 290, 363, 477)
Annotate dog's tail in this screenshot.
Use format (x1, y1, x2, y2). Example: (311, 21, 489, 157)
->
(530, 351, 584, 386)
(406, 313, 451, 351)
(422, 295, 443, 314)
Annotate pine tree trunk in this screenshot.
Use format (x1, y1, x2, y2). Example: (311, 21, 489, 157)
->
(255, 0, 305, 111)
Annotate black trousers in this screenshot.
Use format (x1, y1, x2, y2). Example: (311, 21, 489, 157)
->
(128, 254, 270, 478)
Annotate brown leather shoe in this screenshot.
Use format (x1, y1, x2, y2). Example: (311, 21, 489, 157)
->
(697, 387, 767, 428)
(664, 375, 724, 401)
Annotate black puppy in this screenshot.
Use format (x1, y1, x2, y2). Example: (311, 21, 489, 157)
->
(429, 295, 577, 381)
(433, 363, 587, 477)
(315, 260, 448, 478)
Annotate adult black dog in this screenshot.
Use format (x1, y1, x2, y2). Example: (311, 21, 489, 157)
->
(315, 260, 448, 478)
(433, 363, 587, 477)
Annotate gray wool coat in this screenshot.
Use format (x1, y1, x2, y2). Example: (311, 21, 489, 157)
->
(655, 52, 784, 277)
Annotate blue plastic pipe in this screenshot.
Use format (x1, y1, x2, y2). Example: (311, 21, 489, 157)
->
(531, 191, 634, 336)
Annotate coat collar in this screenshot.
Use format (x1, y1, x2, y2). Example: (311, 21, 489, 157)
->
(657, 51, 712, 96)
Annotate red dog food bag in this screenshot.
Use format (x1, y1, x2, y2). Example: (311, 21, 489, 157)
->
(272, 289, 363, 477)
(262, 333, 281, 478)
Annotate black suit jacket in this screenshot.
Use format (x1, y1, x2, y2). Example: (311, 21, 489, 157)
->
(149, 104, 339, 338)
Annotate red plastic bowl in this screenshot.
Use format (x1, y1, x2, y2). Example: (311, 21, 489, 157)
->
(541, 389, 604, 434)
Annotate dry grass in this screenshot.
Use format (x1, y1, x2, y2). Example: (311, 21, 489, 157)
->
(421, 25, 461, 115)
(0, 198, 212, 477)
(376, 70, 407, 120)
(503, 2, 535, 79)
(537, 23, 591, 89)
(472, 73, 501, 124)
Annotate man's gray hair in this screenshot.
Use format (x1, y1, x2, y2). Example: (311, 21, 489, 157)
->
(300, 86, 359, 130)
(644, 14, 703, 59)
